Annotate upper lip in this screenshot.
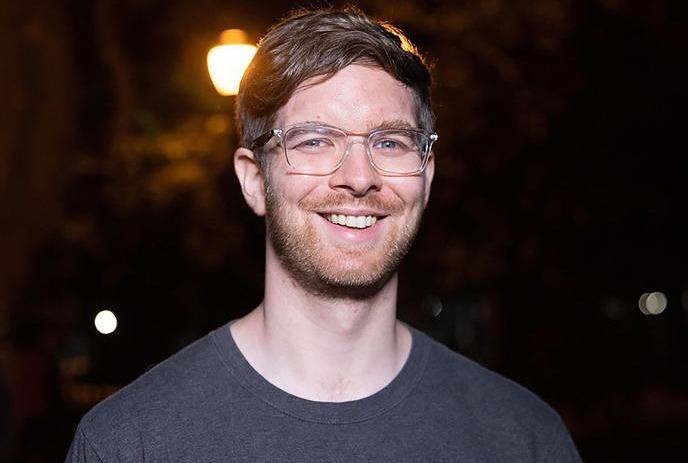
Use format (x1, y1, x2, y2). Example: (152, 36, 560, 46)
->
(316, 207, 388, 217)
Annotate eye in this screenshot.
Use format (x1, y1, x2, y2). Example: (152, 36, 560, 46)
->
(299, 138, 329, 148)
(375, 139, 401, 150)
(371, 134, 414, 153)
(291, 137, 335, 152)
(286, 126, 343, 153)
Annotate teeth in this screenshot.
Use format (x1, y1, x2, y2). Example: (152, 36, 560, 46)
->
(327, 214, 378, 229)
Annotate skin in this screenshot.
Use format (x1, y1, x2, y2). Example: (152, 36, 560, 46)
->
(232, 64, 435, 402)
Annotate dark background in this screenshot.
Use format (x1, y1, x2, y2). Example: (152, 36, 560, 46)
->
(1, 0, 687, 461)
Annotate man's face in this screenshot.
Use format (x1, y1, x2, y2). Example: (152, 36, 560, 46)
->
(263, 64, 434, 298)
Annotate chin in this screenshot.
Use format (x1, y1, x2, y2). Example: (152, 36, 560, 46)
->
(273, 241, 401, 300)
(296, 265, 396, 301)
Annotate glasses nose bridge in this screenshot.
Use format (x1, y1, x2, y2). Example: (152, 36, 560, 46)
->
(340, 133, 372, 162)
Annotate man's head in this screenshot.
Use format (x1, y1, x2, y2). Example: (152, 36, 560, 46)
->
(234, 7, 436, 299)
(236, 7, 434, 170)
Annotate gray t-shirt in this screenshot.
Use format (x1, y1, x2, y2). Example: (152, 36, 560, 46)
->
(66, 323, 582, 462)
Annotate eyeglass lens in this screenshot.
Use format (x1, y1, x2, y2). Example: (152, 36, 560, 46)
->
(282, 126, 429, 174)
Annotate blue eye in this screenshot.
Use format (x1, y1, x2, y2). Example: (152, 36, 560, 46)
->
(377, 140, 399, 150)
(372, 137, 412, 153)
(290, 137, 337, 153)
(301, 139, 327, 147)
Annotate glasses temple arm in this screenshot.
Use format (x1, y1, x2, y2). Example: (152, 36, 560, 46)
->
(249, 130, 277, 150)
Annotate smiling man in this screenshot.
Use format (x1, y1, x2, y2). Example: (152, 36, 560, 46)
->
(66, 7, 582, 462)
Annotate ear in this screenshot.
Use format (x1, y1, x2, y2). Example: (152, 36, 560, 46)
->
(234, 147, 266, 216)
(422, 154, 435, 205)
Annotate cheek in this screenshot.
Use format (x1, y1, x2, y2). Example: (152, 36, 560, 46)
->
(388, 178, 427, 206)
(270, 173, 323, 207)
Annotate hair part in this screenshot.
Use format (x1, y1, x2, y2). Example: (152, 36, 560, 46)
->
(235, 6, 434, 170)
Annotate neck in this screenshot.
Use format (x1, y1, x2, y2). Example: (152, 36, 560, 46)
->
(230, 244, 411, 402)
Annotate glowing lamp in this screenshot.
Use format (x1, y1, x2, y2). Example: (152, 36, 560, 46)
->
(207, 29, 257, 96)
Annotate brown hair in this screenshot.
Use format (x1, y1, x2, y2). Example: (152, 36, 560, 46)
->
(235, 6, 434, 165)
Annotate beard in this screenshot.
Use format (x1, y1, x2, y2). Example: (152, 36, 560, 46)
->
(264, 183, 425, 300)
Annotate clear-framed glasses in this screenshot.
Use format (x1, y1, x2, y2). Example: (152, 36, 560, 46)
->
(249, 124, 438, 176)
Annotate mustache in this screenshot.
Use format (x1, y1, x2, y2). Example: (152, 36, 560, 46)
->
(298, 193, 403, 214)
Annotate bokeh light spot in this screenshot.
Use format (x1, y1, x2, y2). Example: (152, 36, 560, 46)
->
(638, 292, 667, 315)
(94, 310, 118, 334)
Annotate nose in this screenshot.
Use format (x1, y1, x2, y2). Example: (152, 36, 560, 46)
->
(328, 139, 382, 197)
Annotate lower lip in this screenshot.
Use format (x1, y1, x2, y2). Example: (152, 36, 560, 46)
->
(318, 215, 384, 245)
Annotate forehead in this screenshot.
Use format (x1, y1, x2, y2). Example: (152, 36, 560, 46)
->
(276, 64, 417, 131)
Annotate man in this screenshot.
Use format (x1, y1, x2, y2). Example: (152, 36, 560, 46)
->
(66, 7, 582, 462)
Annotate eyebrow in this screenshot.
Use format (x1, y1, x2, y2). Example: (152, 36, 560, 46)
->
(287, 120, 419, 132)
(372, 120, 418, 131)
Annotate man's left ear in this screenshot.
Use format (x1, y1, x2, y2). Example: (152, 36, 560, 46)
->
(423, 154, 435, 205)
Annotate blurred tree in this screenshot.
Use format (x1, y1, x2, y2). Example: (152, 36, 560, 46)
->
(0, 3, 78, 459)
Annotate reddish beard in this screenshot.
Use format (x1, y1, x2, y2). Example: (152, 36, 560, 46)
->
(264, 184, 423, 300)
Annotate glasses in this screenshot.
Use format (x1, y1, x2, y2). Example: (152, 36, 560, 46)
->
(250, 124, 438, 176)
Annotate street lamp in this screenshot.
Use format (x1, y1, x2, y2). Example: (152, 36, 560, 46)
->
(207, 29, 257, 96)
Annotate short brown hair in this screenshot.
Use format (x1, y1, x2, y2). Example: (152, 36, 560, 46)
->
(236, 6, 434, 164)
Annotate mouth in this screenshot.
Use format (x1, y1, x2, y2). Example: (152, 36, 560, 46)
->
(320, 213, 381, 229)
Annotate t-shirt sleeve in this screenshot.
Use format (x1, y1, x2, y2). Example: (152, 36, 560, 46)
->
(64, 427, 104, 463)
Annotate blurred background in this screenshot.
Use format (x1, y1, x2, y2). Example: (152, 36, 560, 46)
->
(1, 0, 687, 461)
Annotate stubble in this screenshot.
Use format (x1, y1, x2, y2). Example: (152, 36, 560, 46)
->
(264, 182, 424, 300)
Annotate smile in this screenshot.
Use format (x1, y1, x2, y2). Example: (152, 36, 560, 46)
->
(325, 214, 378, 229)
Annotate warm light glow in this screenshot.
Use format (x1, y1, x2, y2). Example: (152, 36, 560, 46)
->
(94, 310, 118, 334)
(638, 291, 668, 315)
(207, 29, 257, 96)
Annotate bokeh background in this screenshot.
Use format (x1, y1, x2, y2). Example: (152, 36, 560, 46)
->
(1, 0, 687, 461)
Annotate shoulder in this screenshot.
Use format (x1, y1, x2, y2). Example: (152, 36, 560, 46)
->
(73, 328, 229, 459)
(83, 328, 223, 419)
(412, 329, 580, 460)
(417, 329, 557, 421)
